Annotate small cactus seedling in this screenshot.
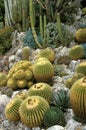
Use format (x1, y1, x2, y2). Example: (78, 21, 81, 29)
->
(22, 46, 30, 60)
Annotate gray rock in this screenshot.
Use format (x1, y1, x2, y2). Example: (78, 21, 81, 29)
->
(8, 55, 16, 63)
(46, 125, 65, 130)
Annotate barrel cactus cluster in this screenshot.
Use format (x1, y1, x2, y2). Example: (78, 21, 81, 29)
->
(0, 72, 7, 87)
(7, 60, 34, 90)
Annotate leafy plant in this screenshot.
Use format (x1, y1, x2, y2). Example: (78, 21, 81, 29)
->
(43, 106, 66, 128)
(51, 89, 71, 112)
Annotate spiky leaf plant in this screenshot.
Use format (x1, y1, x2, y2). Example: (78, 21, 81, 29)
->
(17, 79, 27, 89)
(28, 83, 52, 103)
(76, 62, 86, 75)
(70, 77, 86, 123)
(69, 45, 84, 60)
(5, 98, 23, 121)
(33, 60, 54, 82)
(43, 106, 66, 128)
(14, 69, 25, 80)
(75, 28, 86, 43)
(51, 89, 71, 112)
(19, 96, 49, 128)
(36, 48, 55, 62)
(0, 72, 7, 87)
(7, 78, 17, 90)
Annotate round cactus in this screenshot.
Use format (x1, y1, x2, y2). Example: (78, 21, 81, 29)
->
(75, 28, 86, 43)
(43, 106, 66, 128)
(36, 48, 55, 62)
(19, 96, 49, 127)
(33, 60, 54, 82)
(14, 69, 25, 80)
(70, 77, 86, 122)
(25, 70, 33, 80)
(17, 79, 27, 89)
(14, 91, 28, 100)
(69, 45, 84, 60)
(5, 98, 23, 121)
(7, 78, 17, 90)
(28, 82, 52, 103)
(76, 62, 86, 75)
(65, 78, 73, 89)
(0, 72, 7, 87)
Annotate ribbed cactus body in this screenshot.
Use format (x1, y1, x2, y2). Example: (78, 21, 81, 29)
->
(37, 48, 55, 62)
(69, 45, 84, 60)
(33, 60, 54, 82)
(5, 98, 23, 121)
(19, 96, 49, 127)
(76, 62, 86, 75)
(75, 28, 86, 43)
(28, 82, 52, 103)
(7, 78, 17, 90)
(70, 77, 86, 122)
(17, 79, 27, 88)
(0, 73, 7, 86)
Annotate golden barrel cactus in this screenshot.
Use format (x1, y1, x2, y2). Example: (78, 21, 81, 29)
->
(70, 77, 86, 122)
(36, 48, 55, 62)
(76, 62, 86, 75)
(28, 82, 52, 103)
(0, 72, 7, 87)
(19, 96, 49, 127)
(75, 28, 86, 43)
(33, 60, 54, 82)
(5, 98, 23, 121)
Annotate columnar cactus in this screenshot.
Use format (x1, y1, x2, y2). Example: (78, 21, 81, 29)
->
(70, 77, 86, 122)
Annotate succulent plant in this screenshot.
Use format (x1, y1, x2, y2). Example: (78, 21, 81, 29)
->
(65, 73, 84, 89)
(14, 91, 28, 100)
(25, 70, 33, 81)
(76, 62, 86, 75)
(36, 48, 55, 62)
(35, 57, 49, 63)
(0, 72, 7, 87)
(22, 46, 30, 60)
(27, 81, 34, 88)
(7, 78, 17, 90)
(33, 60, 54, 82)
(75, 28, 86, 43)
(65, 77, 73, 89)
(69, 45, 84, 60)
(17, 79, 27, 89)
(6, 88, 13, 97)
(19, 96, 49, 128)
(51, 89, 71, 112)
(14, 69, 25, 80)
(70, 77, 86, 123)
(28, 83, 52, 103)
(5, 98, 23, 121)
(43, 106, 66, 128)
